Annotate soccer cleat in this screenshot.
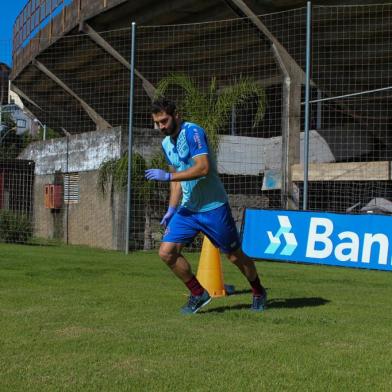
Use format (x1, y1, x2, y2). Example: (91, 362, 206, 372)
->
(251, 289, 267, 312)
(181, 290, 211, 314)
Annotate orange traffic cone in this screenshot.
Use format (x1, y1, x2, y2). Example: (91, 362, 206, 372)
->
(196, 236, 226, 297)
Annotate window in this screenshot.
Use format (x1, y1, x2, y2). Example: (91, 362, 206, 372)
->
(64, 173, 79, 204)
(16, 119, 27, 129)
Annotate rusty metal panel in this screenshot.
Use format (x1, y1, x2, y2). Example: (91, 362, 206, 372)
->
(30, 36, 40, 58)
(81, 0, 103, 19)
(106, 0, 128, 8)
(38, 24, 51, 52)
(64, 1, 80, 32)
(51, 9, 65, 37)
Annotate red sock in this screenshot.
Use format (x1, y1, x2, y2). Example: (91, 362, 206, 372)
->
(185, 275, 204, 296)
(249, 276, 265, 297)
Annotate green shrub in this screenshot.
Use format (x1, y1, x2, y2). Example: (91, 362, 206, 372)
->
(0, 210, 33, 244)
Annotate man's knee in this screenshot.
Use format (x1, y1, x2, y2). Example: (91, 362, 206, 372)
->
(158, 246, 178, 266)
(226, 248, 251, 265)
(226, 252, 238, 264)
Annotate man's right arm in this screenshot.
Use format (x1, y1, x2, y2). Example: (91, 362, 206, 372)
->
(169, 181, 182, 207)
(160, 166, 182, 227)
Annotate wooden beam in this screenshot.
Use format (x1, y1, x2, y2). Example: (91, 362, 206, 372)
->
(80, 22, 156, 100)
(225, 0, 307, 210)
(272, 43, 301, 209)
(33, 60, 111, 130)
(292, 162, 391, 182)
(225, 0, 306, 83)
(9, 83, 43, 111)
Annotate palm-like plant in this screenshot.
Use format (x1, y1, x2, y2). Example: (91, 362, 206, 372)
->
(97, 151, 168, 250)
(97, 152, 148, 200)
(155, 73, 266, 153)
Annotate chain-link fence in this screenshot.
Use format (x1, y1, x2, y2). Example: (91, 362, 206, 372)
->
(303, 5, 392, 214)
(1, 3, 392, 250)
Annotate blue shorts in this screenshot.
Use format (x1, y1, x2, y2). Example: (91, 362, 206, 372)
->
(162, 203, 241, 253)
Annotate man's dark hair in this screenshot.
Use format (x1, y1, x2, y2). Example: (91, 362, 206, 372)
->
(151, 98, 177, 115)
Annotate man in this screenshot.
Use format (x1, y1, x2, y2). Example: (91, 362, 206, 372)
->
(145, 98, 267, 314)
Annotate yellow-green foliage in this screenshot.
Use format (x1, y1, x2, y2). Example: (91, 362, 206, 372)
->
(155, 73, 266, 153)
(97, 151, 168, 201)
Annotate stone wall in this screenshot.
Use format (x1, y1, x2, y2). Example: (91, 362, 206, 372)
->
(32, 171, 126, 250)
(19, 127, 128, 250)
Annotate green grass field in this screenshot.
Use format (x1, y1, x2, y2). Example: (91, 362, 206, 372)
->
(1, 243, 392, 391)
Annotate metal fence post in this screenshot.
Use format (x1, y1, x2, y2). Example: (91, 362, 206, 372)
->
(125, 22, 136, 254)
(303, 1, 312, 210)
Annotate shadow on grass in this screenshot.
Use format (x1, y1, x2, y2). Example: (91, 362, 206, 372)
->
(267, 297, 330, 309)
(203, 297, 330, 313)
(230, 288, 252, 295)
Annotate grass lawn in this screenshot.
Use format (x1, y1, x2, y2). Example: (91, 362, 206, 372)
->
(0, 243, 392, 391)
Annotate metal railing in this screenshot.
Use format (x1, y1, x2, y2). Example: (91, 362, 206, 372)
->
(13, 0, 71, 56)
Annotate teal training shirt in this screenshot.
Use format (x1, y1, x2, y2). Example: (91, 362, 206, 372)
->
(161, 122, 228, 212)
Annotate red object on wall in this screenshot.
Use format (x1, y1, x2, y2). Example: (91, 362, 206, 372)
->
(44, 184, 62, 209)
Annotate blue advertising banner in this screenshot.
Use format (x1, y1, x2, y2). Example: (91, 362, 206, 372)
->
(242, 209, 392, 271)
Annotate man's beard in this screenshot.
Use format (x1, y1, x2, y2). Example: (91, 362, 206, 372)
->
(161, 117, 177, 137)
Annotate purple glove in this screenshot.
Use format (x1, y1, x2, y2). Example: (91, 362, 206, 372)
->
(160, 206, 177, 227)
(145, 169, 172, 182)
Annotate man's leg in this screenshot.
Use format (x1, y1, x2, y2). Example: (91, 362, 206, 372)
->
(195, 203, 267, 311)
(159, 241, 211, 314)
(158, 241, 193, 282)
(226, 247, 258, 281)
(226, 248, 267, 311)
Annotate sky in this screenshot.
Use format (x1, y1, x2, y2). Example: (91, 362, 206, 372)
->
(0, 1, 27, 66)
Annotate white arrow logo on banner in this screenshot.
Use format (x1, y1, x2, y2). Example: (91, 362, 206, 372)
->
(265, 215, 298, 256)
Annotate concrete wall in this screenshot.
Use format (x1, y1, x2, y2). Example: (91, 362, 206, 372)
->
(19, 127, 128, 250)
(18, 126, 164, 250)
(68, 171, 126, 249)
(218, 130, 335, 176)
(32, 171, 126, 249)
(19, 127, 125, 175)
